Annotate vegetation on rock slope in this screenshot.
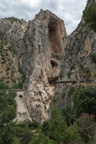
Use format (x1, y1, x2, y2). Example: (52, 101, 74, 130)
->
(83, 3, 96, 32)
(0, 2, 96, 144)
(0, 91, 96, 144)
(0, 31, 24, 88)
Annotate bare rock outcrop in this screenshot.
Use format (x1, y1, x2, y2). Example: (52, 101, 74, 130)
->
(0, 10, 67, 123)
(0, 17, 27, 41)
(0, 17, 27, 86)
(14, 9, 67, 123)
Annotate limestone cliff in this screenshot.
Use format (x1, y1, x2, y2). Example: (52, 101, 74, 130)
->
(0, 17, 27, 41)
(1, 0, 95, 123)
(0, 10, 67, 123)
(53, 0, 96, 110)
(15, 10, 67, 123)
(0, 17, 27, 86)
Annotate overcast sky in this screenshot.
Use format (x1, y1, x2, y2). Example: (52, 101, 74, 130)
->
(0, 0, 87, 34)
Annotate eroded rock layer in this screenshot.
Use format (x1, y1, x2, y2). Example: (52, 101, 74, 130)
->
(0, 0, 96, 123)
(0, 17, 27, 86)
(13, 10, 67, 123)
(53, 0, 96, 110)
(54, 20, 96, 109)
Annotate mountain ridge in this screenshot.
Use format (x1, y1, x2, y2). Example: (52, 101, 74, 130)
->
(0, 0, 96, 123)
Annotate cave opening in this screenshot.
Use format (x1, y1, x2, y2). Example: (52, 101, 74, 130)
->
(48, 19, 62, 55)
(48, 76, 58, 86)
(51, 60, 58, 68)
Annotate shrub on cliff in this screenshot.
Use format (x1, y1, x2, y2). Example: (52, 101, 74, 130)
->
(41, 106, 80, 144)
(90, 53, 96, 63)
(0, 92, 16, 124)
(42, 106, 67, 143)
(75, 113, 96, 143)
(62, 105, 74, 126)
(83, 4, 96, 32)
(0, 80, 9, 89)
(73, 87, 96, 118)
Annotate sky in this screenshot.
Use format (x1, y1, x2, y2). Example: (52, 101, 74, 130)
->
(0, 0, 87, 34)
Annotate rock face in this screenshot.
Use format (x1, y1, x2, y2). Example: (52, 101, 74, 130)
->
(1, 0, 96, 123)
(0, 10, 67, 123)
(0, 17, 27, 86)
(0, 17, 27, 41)
(16, 9, 67, 123)
(53, 0, 96, 110)
(0, 40, 21, 86)
(20, 10, 67, 123)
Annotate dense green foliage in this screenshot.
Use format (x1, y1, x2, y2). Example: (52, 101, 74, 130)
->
(83, 4, 96, 32)
(42, 106, 67, 143)
(0, 99, 80, 144)
(0, 92, 17, 143)
(68, 86, 75, 97)
(12, 78, 24, 89)
(62, 105, 74, 126)
(29, 133, 57, 144)
(12, 65, 25, 89)
(0, 79, 9, 89)
(0, 93, 39, 144)
(0, 122, 34, 144)
(0, 92, 16, 124)
(37, 106, 80, 144)
(0, 86, 96, 144)
(67, 71, 73, 78)
(0, 31, 4, 41)
(75, 113, 96, 143)
(73, 87, 96, 118)
(90, 53, 96, 63)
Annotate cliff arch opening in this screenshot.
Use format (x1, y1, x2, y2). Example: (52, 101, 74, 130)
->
(51, 60, 58, 68)
(48, 19, 62, 55)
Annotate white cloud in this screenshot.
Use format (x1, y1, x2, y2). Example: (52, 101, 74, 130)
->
(0, 0, 87, 34)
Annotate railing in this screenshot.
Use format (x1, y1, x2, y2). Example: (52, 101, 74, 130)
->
(56, 80, 77, 84)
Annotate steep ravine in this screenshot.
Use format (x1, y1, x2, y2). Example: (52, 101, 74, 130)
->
(1, 0, 96, 124)
(53, 0, 96, 110)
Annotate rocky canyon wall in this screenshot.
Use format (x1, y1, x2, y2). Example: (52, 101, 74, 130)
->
(1, 0, 95, 123)
(11, 10, 67, 123)
(53, 0, 96, 110)
(23, 10, 67, 123)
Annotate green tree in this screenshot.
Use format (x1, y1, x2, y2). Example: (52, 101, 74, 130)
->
(12, 126, 33, 144)
(73, 87, 96, 118)
(42, 106, 67, 143)
(83, 4, 96, 32)
(62, 105, 74, 126)
(90, 53, 96, 63)
(29, 133, 56, 144)
(75, 113, 96, 144)
(0, 80, 9, 89)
